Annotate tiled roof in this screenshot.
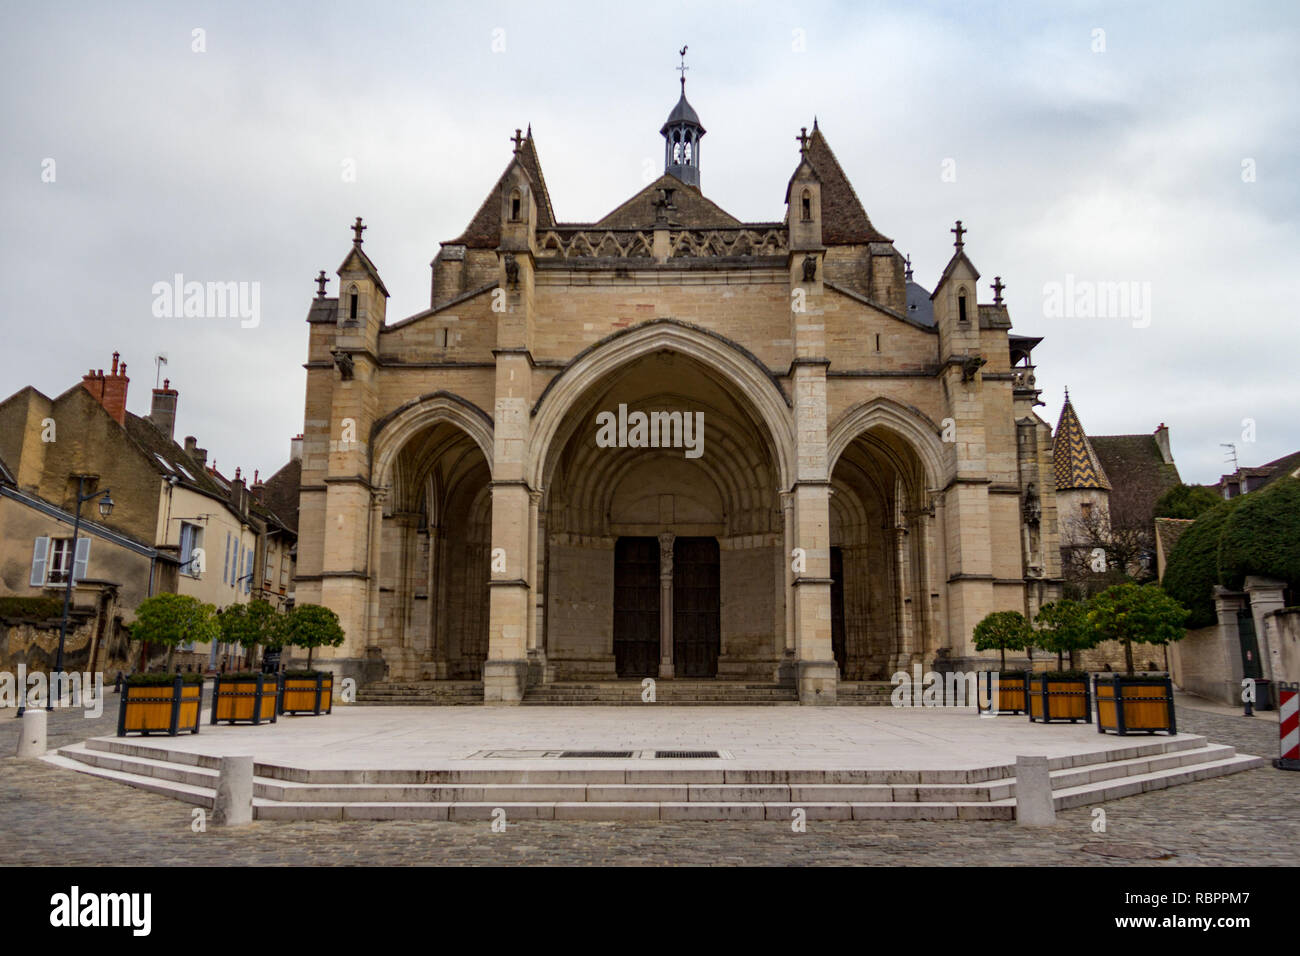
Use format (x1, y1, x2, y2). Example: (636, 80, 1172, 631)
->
(259, 458, 301, 534)
(1154, 517, 1195, 557)
(591, 174, 742, 230)
(1090, 433, 1182, 526)
(803, 124, 889, 244)
(450, 131, 556, 248)
(1053, 397, 1110, 491)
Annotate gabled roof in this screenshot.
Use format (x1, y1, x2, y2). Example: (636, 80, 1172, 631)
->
(122, 411, 232, 504)
(800, 123, 889, 244)
(1091, 433, 1182, 524)
(931, 249, 981, 298)
(590, 173, 742, 230)
(905, 280, 936, 326)
(1053, 395, 1110, 491)
(337, 243, 390, 298)
(450, 130, 556, 248)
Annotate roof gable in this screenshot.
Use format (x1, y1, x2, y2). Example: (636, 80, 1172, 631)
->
(590, 174, 743, 230)
(802, 125, 889, 244)
(451, 131, 556, 248)
(1053, 398, 1110, 491)
(337, 244, 390, 298)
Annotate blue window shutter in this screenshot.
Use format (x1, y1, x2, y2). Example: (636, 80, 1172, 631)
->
(180, 524, 194, 575)
(72, 538, 91, 584)
(30, 537, 50, 586)
(223, 533, 230, 584)
(245, 548, 253, 593)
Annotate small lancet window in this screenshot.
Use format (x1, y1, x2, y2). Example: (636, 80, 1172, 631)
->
(510, 189, 521, 222)
(801, 189, 812, 222)
(957, 289, 968, 323)
(348, 287, 359, 321)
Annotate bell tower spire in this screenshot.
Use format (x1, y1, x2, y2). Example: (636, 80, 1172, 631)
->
(661, 45, 705, 188)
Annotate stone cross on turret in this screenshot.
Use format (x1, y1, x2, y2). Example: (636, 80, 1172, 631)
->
(950, 220, 966, 249)
(991, 276, 1005, 305)
(352, 216, 366, 244)
(315, 270, 328, 298)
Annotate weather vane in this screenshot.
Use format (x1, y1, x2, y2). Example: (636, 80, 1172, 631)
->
(677, 45, 688, 90)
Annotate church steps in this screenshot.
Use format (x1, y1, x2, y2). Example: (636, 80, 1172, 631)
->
(44, 733, 1264, 822)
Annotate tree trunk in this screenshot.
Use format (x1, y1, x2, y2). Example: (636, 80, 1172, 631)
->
(165, 645, 176, 673)
(1057, 651, 1064, 671)
(307, 645, 314, 669)
(1123, 639, 1135, 676)
(999, 646, 1006, 670)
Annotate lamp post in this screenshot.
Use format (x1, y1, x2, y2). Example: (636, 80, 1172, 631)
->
(48, 477, 114, 711)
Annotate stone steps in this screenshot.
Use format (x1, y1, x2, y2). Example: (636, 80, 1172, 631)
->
(46, 732, 1265, 823)
(356, 681, 484, 705)
(523, 680, 800, 705)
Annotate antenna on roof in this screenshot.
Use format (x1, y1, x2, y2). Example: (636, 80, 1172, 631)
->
(154, 353, 168, 388)
(1221, 442, 1238, 471)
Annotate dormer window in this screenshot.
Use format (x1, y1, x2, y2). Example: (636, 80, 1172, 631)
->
(348, 286, 359, 321)
(958, 289, 968, 323)
(801, 189, 812, 222)
(510, 189, 521, 222)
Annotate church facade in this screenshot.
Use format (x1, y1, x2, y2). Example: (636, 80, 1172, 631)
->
(293, 82, 1063, 703)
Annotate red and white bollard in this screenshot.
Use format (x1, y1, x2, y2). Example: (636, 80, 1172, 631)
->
(1276, 682, 1300, 772)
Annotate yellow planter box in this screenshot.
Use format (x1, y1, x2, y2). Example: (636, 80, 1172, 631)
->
(1095, 676, 1176, 735)
(279, 673, 333, 715)
(211, 675, 279, 725)
(976, 672, 1028, 715)
(1027, 675, 1091, 724)
(118, 678, 202, 736)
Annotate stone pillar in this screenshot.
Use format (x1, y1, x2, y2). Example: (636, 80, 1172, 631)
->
(485, 480, 532, 703)
(213, 755, 254, 826)
(791, 481, 837, 703)
(526, 490, 544, 683)
(777, 492, 797, 683)
(1245, 576, 1288, 686)
(1014, 755, 1056, 826)
(16, 708, 46, 757)
(1211, 587, 1247, 706)
(658, 532, 675, 678)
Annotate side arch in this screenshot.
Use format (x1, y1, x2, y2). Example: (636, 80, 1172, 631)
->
(370, 390, 495, 489)
(528, 319, 797, 491)
(826, 397, 951, 489)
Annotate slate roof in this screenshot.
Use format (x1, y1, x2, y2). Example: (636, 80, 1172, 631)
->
(905, 280, 936, 326)
(1239, 449, 1300, 492)
(661, 91, 703, 131)
(450, 130, 556, 248)
(1053, 396, 1110, 491)
(1090, 433, 1182, 524)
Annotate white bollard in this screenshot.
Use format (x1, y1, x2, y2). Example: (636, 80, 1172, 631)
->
(1015, 755, 1056, 826)
(17, 708, 48, 757)
(212, 755, 254, 826)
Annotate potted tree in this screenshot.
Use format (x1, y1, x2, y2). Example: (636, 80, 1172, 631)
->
(1090, 583, 1188, 735)
(210, 600, 281, 725)
(972, 610, 1032, 715)
(118, 593, 216, 737)
(1033, 599, 1096, 671)
(278, 604, 345, 715)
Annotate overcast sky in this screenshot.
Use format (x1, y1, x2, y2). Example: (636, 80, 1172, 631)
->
(3, 0, 1297, 486)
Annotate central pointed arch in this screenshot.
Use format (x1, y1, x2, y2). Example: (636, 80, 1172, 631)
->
(528, 319, 796, 492)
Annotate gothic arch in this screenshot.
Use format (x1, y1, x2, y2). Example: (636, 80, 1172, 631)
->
(528, 319, 796, 491)
(370, 391, 495, 491)
(826, 396, 950, 489)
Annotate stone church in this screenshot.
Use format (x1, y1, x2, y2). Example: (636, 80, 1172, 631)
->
(293, 77, 1063, 704)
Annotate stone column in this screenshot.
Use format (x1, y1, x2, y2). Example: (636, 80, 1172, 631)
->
(791, 481, 837, 703)
(777, 492, 797, 683)
(525, 490, 544, 683)
(658, 532, 675, 678)
(485, 480, 532, 703)
(1211, 587, 1247, 706)
(1245, 576, 1288, 686)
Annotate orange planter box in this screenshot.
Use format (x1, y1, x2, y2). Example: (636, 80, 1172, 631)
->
(1095, 676, 1176, 735)
(211, 674, 279, 725)
(1027, 675, 1091, 724)
(118, 678, 202, 736)
(279, 673, 333, 716)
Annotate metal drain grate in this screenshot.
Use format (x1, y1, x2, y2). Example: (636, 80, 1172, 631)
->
(655, 750, 720, 759)
(559, 751, 635, 758)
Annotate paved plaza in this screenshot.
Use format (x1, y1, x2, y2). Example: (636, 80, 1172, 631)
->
(0, 693, 1295, 865)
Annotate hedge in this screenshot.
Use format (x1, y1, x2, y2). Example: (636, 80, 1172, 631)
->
(1161, 497, 1240, 628)
(1218, 477, 1300, 591)
(0, 596, 65, 620)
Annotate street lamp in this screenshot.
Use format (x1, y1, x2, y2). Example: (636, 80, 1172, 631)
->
(48, 477, 114, 711)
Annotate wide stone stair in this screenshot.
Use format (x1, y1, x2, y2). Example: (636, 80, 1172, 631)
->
(521, 680, 799, 705)
(835, 682, 896, 705)
(355, 680, 484, 705)
(45, 734, 1264, 822)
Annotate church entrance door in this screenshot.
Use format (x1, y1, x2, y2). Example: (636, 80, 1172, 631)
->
(673, 537, 720, 678)
(614, 537, 660, 678)
(830, 546, 846, 675)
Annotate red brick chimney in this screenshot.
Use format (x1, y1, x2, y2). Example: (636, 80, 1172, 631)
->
(81, 351, 130, 425)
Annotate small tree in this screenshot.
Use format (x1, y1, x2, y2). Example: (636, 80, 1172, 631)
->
(281, 604, 345, 669)
(131, 593, 219, 671)
(217, 599, 284, 670)
(972, 610, 1032, 671)
(1087, 582, 1189, 675)
(1033, 599, 1095, 670)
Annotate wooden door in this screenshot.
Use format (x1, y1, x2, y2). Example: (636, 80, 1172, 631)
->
(830, 546, 846, 675)
(614, 537, 660, 678)
(673, 537, 720, 678)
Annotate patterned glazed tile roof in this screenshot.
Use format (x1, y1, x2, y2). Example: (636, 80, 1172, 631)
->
(1053, 395, 1110, 491)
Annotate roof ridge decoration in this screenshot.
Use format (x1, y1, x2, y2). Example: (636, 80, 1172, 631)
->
(1053, 392, 1111, 491)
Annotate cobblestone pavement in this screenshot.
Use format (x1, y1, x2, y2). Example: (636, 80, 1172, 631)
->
(0, 702, 1294, 866)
